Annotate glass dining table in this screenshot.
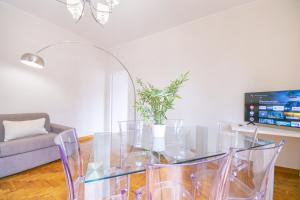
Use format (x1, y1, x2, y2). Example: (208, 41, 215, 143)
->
(84, 125, 273, 184)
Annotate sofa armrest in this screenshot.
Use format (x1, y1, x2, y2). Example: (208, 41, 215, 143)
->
(50, 123, 73, 134)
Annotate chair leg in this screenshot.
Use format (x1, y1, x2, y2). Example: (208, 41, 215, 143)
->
(121, 189, 128, 200)
(134, 190, 142, 200)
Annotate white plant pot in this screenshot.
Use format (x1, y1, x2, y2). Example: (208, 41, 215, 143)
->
(152, 137, 166, 152)
(152, 124, 166, 138)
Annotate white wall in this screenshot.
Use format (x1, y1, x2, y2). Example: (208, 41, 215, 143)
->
(0, 2, 108, 136)
(112, 0, 300, 168)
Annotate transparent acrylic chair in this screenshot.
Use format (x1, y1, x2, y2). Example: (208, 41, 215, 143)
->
(118, 121, 159, 170)
(226, 140, 285, 200)
(135, 150, 235, 200)
(54, 129, 129, 200)
(118, 120, 184, 167)
(165, 119, 184, 145)
(165, 119, 184, 134)
(217, 121, 259, 171)
(118, 120, 183, 145)
(218, 121, 259, 147)
(162, 120, 200, 162)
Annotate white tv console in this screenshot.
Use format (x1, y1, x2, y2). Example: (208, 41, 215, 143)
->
(230, 123, 300, 199)
(231, 124, 300, 138)
(232, 123, 300, 178)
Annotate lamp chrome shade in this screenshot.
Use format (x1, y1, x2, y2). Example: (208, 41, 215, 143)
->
(20, 53, 45, 69)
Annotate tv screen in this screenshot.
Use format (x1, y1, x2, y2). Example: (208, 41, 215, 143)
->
(245, 90, 300, 128)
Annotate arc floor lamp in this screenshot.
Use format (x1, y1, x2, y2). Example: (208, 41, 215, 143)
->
(20, 41, 137, 123)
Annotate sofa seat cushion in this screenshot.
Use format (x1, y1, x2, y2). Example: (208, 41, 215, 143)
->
(0, 133, 57, 158)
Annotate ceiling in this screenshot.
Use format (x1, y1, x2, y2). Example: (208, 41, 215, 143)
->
(3, 0, 255, 48)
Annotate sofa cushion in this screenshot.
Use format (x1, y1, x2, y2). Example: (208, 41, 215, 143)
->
(3, 118, 48, 141)
(0, 133, 57, 158)
(0, 113, 50, 142)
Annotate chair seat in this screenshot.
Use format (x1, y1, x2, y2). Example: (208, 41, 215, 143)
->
(0, 133, 57, 157)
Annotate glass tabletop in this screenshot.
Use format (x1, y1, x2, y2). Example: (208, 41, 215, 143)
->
(84, 125, 273, 183)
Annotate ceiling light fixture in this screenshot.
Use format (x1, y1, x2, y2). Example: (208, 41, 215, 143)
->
(56, 0, 120, 25)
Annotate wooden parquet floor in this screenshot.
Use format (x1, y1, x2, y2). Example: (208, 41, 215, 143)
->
(0, 139, 299, 200)
(274, 169, 300, 200)
(0, 160, 66, 200)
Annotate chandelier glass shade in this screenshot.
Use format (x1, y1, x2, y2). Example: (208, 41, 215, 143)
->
(57, 0, 120, 25)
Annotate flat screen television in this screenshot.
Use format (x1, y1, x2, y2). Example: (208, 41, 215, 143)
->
(245, 90, 300, 128)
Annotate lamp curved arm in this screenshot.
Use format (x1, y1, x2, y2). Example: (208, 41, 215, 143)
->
(34, 40, 136, 121)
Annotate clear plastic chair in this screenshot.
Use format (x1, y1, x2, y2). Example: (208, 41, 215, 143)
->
(165, 119, 184, 144)
(54, 129, 129, 200)
(118, 120, 183, 144)
(217, 121, 259, 171)
(135, 150, 235, 200)
(226, 140, 285, 200)
(118, 120, 184, 168)
(165, 119, 184, 134)
(118, 120, 146, 149)
(218, 121, 259, 151)
(218, 121, 259, 147)
(162, 121, 200, 163)
(118, 121, 158, 170)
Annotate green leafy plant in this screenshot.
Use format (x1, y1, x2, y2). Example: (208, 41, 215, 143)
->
(136, 72, 189, 125)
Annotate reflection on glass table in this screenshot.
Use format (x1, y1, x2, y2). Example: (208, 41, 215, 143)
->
(84, 126, 273, 183)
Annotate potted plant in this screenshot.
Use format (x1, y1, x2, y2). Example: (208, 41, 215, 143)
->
(135, 72, 189, 137)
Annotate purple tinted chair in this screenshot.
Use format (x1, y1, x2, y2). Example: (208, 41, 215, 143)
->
(135, 150, 235, 200)
(54, 129, 83, 200)
(226, 140, 285, 200)
(54, 129, 129, 200)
